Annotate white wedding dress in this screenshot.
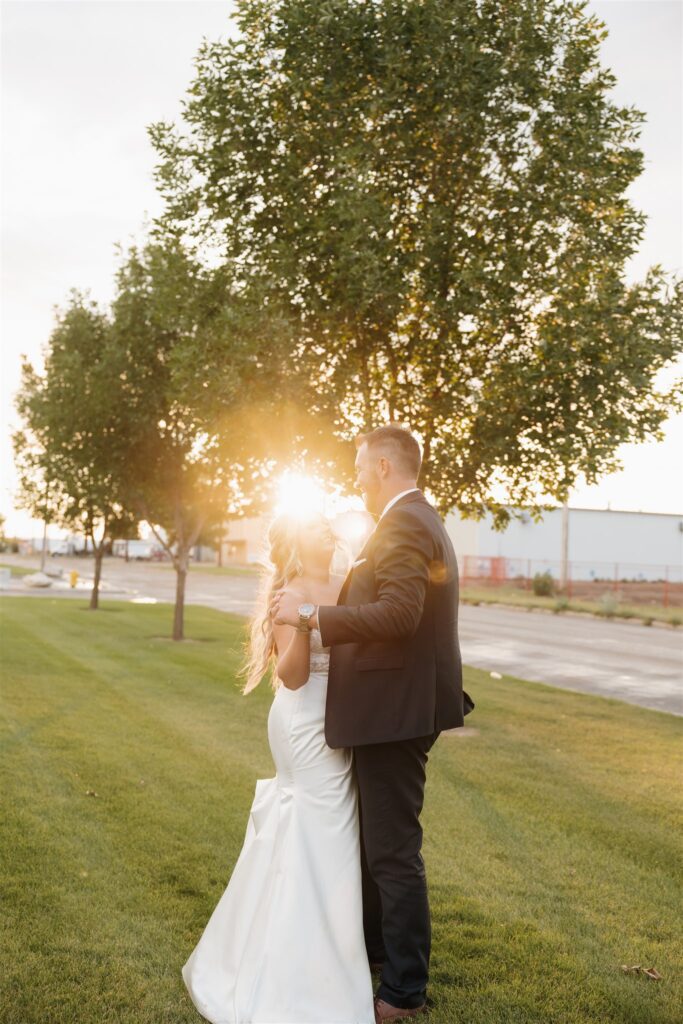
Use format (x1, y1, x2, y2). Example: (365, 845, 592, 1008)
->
(181, 628, 375, 1024)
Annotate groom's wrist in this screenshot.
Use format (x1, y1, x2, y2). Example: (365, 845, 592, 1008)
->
(311, 607, 319, 630)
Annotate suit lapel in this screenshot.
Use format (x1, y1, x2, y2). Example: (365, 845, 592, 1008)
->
(337, 574, 353, 606)
(337, 533, 375, 605)
(335, 491, 427, 607)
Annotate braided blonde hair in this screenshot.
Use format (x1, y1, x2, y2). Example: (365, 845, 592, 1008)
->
(238, 513, 308, 695)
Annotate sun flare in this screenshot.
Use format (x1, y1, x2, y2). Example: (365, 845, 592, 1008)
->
(272, 469, 373, 557)
(274, 471, 329, 520)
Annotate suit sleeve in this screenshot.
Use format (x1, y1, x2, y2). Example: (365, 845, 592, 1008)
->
(318, 508, 432, 645)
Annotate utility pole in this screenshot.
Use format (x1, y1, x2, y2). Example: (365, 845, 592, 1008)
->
(560, 500, 569, 593)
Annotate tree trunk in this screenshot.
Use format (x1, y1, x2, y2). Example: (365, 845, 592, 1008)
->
(90, 544, 104, 610)
(173, 550, 189, 640)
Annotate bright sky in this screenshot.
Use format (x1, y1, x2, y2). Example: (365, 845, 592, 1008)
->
(1, 0, 681, 539)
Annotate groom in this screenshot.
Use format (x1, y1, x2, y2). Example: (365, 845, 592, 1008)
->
(273, 424, 471, 1023)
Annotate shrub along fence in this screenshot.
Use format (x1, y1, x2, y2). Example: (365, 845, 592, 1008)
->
(458, 556, 683, 608)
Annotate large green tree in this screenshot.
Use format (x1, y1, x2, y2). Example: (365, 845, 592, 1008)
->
(150, 0, 682, 526)
(13, 292, 138, 607)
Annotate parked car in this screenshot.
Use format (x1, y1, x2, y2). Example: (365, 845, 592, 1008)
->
(50, 540, 75, 557)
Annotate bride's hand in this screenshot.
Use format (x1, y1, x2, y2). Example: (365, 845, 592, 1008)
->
(269, 587, 295, 618)
(269, 589, 284, 620)
(270, 587, 306, 626)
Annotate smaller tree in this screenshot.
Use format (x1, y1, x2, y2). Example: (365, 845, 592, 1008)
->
(110, 232, 281, 640)
(0, 513, 8, 553)
(13, 291, 139, 608)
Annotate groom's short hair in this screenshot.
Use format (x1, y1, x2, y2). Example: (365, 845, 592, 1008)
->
(355, 424, 422, 478)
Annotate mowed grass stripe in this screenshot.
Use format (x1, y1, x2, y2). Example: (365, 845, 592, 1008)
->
(1, 596, 681, 1024)
(1, 600, 271, 1023)
(424, 678, 682, 1023)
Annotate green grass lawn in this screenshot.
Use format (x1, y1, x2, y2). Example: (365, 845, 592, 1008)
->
(461, 585, 682, 627)
(0, 562, 37, 577)
(1, 596, 681, 1024)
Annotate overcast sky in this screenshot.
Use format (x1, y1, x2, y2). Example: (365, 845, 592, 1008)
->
(1, 0, 681, 537)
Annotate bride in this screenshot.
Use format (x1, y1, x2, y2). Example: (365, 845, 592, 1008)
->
(181, 511, 376, 1024)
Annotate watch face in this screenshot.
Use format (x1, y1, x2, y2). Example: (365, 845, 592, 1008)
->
(299, 602, 316, 617)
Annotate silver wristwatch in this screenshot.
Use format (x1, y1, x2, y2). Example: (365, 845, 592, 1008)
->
(297, 602, 316, 633)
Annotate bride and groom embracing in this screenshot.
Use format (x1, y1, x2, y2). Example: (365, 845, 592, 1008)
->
(182, 424, 474, 1024)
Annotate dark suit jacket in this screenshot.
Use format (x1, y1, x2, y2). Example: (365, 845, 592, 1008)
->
(318, 489, 471, 748)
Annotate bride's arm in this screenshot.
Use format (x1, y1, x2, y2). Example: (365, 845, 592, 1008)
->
(272, 615, 311, 690)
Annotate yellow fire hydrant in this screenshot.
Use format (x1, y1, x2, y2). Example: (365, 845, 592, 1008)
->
(69, 570, 78, 588)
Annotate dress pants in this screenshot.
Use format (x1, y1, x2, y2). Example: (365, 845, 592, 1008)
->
(352, 729, 440, 1009)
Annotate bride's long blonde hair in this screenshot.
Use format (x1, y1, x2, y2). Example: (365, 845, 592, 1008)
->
(238, 513, 310, 695)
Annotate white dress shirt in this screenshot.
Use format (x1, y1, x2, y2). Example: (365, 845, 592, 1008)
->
(379, 487, 421, 520)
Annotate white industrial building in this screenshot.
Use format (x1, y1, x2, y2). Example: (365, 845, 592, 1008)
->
(218, 504, 682, 584)
(446, 506, 683, 582)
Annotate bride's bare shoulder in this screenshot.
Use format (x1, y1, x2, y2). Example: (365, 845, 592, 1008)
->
(281, 583, 302, 596)
(280, 580, 306, 596)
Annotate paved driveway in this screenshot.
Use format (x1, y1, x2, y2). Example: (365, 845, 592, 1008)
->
(457, 603, 681, 716)
(2, 555, 681, 715)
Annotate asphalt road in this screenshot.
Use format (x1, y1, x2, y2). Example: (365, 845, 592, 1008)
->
(2, 555, 681, 716)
